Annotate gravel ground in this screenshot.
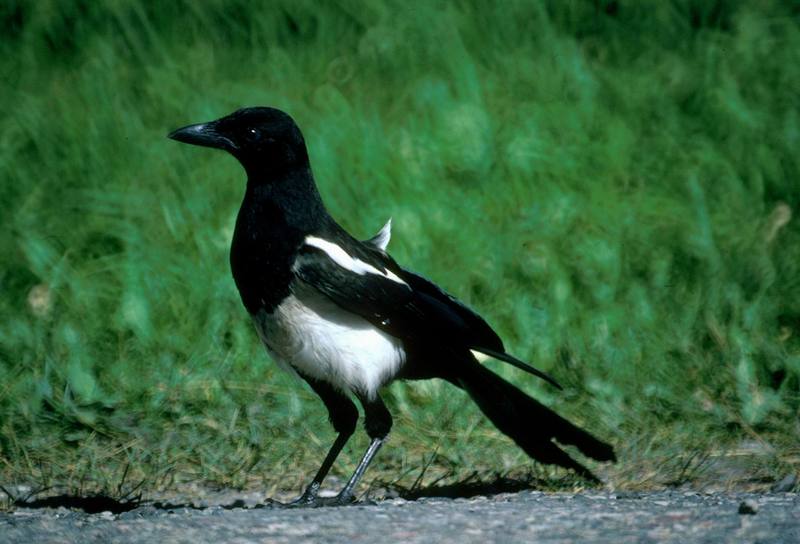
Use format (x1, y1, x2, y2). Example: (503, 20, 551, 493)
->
(1, 491, 799, 543)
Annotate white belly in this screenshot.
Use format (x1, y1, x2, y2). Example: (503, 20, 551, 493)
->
(252, 283, 405, 398)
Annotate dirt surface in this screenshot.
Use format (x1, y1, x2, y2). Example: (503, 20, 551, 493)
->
(1, 490, 799, 543)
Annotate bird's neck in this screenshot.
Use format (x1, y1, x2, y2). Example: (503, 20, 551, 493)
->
(245, 165, 329, 232)
(231, 166, 330, 314)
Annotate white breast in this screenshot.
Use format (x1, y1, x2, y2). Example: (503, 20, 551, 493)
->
(252, 283, 405, 399)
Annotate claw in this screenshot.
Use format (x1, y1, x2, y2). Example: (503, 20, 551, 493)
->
(280, 491, 356, 508)
(285, 494, 318, 507)
(328, 492, 356, 506)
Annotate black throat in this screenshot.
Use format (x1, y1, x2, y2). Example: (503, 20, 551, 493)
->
(229, 165, 329, 314)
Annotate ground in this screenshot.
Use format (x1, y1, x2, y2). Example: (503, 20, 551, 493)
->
(2, 490, 798, 543)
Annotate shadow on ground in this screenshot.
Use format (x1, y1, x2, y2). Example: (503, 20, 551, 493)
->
(380, 471, 593, 501)
(8, 494, 259, 513)
(6, 474, 597, 513)
(11, 495, 142, 514)
(395, 476, 545, 500)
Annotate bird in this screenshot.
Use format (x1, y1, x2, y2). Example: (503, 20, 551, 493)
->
(168, 107, 615, 506)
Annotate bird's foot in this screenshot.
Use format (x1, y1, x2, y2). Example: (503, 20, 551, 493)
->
(283, 490, 356, 508)
(285, 491, 319, 507)
(315, 491, 357, 507)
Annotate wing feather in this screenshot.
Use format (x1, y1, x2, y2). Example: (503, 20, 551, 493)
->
(364, 218, 392, 251)
(293, 236, 560, 388)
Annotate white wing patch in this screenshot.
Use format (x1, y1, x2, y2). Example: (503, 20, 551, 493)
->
(367, 218, 392, 251)
(303, 236, 407, 285)
(470, 349, 490, 363)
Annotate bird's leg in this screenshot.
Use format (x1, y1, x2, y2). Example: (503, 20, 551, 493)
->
(333, 436, 385, 503)
(330, 394, 392, 505)
(290, 431, 353, 505)
(286, 376, 357, 507)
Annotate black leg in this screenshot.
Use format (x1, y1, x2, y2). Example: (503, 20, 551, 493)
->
(288, 374, 358, 506)
(332, 394, 392, 504)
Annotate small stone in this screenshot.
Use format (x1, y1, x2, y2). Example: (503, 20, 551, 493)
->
(738, 500, 758, 515)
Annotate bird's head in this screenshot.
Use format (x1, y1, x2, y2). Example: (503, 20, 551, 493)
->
(168, 107, 309, 177)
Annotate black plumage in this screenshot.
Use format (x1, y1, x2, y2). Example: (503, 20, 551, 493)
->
(168, 107, 615, 506)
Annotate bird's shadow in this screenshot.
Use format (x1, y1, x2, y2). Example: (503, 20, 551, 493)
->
(6, 494, 261, 513)
(395, 476, 542, 500)
(5, 474, 589, 513)
(8, 494, 142, 514)
(385, 472, 588, 501)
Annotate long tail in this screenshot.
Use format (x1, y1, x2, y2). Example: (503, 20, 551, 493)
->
(456, 361, 616, 481)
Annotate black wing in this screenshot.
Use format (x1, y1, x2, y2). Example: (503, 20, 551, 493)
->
(397, 268, 560, 387)
(293, 236, 561, 389)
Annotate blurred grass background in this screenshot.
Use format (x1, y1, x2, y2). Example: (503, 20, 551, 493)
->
(1, 0, 799, 498)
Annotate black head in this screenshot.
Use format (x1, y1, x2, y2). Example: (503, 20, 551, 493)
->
(168, 107, 309, 177)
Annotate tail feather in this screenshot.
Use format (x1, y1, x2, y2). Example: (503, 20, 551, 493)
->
(457, 361, 615, 480)
(472, 347, 563, 390)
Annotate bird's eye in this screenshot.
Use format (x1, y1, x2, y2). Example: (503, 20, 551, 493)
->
(245, 127, 261, 141)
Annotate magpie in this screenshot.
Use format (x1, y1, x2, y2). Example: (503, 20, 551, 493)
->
(168, 107, 615, 506)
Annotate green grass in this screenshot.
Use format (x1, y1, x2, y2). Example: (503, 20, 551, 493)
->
(1, 0, 799, 501)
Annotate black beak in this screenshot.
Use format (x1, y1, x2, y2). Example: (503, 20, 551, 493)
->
(168, 121, 236, 151)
